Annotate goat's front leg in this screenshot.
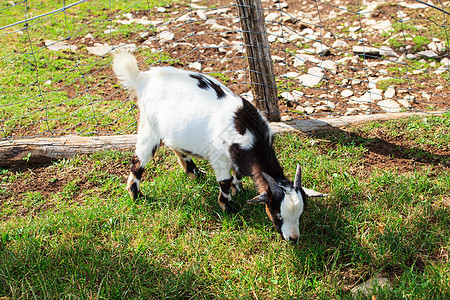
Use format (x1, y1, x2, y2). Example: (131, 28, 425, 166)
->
(214, 167, 239, 213)
(231, 170, 243, 196)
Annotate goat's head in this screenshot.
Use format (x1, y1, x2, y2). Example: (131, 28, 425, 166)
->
(248, 164, 306, 244)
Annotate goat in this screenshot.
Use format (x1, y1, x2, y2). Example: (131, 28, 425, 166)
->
(113, 52, 316, 243)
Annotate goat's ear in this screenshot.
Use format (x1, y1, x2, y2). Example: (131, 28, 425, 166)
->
(294, 164, 302, 192)
(248, 191, 269, 204)
(262, 172, 283, 197)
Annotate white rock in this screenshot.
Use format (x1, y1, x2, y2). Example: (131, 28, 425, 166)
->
(241, 91, 254, 102)
(196, 10, 207, 19)
(379, 46, 399, 57)
(274, 2, 288, 9)
(158, 31, 175, 44)
(332, 39, 348, 48)
(417, 50, 438, 58)
(320, 60, 337, 73)
(157, 7, 166, 13)
(292, 90, 304, 100)
(85, 33, 95, 39)
(384, 86, 396, 98)
(87, 43, 136, 56)
(398, 99, 411, 108)
(281, 72, 300, 78)
(351, 275, 392, 297)
(265, 12, 280, 22)
(44, 80, 52, 85)
(313, 42, 330, 55)
(281, 115, 291, 121)
(188, 62, 202, 71)
(271, 55, 284, 62)
(45, 40, 77, 52)
(211, 23, 232, 32)
(298, 67, 324, 87)
(341, 89, 354, 97)
(399, 2, 428, 9)
(349, 26, 360, 32)
(406, 53, 417, 60)
(280, 92, 294, 101)
(304, 106, 315, 114)
(293, 54, 320, 67)
(295, 105, 305, 113)
(205, 8, 229, 15)
(377, 100, 401, 112)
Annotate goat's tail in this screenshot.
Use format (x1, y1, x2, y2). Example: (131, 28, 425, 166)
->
(112, 52, 140, 96)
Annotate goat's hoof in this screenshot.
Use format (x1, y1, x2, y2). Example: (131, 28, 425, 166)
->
(129, 183, 144, 200)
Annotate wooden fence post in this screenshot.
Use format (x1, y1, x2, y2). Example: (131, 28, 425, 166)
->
(236, 0, 281, 122)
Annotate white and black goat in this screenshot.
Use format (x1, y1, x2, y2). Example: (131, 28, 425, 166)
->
(113, 52, 315, 243)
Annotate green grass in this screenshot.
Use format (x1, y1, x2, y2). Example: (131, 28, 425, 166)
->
(1, 113, 449, 298)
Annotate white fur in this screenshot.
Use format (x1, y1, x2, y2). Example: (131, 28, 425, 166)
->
(113, 52, 253, 182)
(280, 190, 304, 241)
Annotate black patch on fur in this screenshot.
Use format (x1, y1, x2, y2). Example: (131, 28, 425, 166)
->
(131, 155, 144, 180)
(230, 99, 285, 181)
(219, 178, 233, 195)
(152, 145, 159, 157)
(189, 74, 226, 99)
(130, 182, 141, 200)
(181, 149, 204, 159)
(185, 159, 200, 175)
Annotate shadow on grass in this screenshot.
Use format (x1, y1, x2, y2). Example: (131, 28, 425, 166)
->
(0, 237, 215, 299)
(309, 126, 449, 168)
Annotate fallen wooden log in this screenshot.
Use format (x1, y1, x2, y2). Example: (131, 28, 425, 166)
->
(0, 134, 136, 167)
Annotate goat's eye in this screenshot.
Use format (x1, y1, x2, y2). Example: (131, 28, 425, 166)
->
(276, 213, 283, 220)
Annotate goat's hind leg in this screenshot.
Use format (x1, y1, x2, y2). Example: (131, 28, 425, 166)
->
(128, 121, 160, 200)
(174, 150, 203, 180)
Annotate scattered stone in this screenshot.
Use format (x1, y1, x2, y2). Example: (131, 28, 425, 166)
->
(304, 106, 315, 114)
(280, 92, 294, 101)
(298, 67, 324, 87)
(406, 53, 417, 60)
(44, 80, 52, 85)
(45, 40, 77, 52)
(353, 46, 382, 57)
(332, 39, 348, 48)
(345, 107, 360, 115)
(87, 43, 136, 56)
(313, 42, 330, 55)
(157, 7, 166, 13)
(274, 2, 288, 9)
(158, 31, 175, 44)
(349, 26, 361, 32)
(188, 62, 202, 71)
(241, 91, 254, 102)
(211, 23, 232, 32)
(320, 60, 337, 73)
(384, 86, 396, 99)
(378, 100, 401, 113)
(281, 115, 291, 121)
(292, 90, 304, 100)
(351, 275, 392, 297)
(417, 50, 438, 59)
(295, 105, 305, 113)
(341, 89, 354, 97)
(398, 99, 411, 108)
(379, 46, 399, 57)
(265, 12, 281, 22)
(85, 33, 95, 39)
(293, 53, 321, 67)
(196, 10, 207, 19)
(281, 72, 300, 78)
